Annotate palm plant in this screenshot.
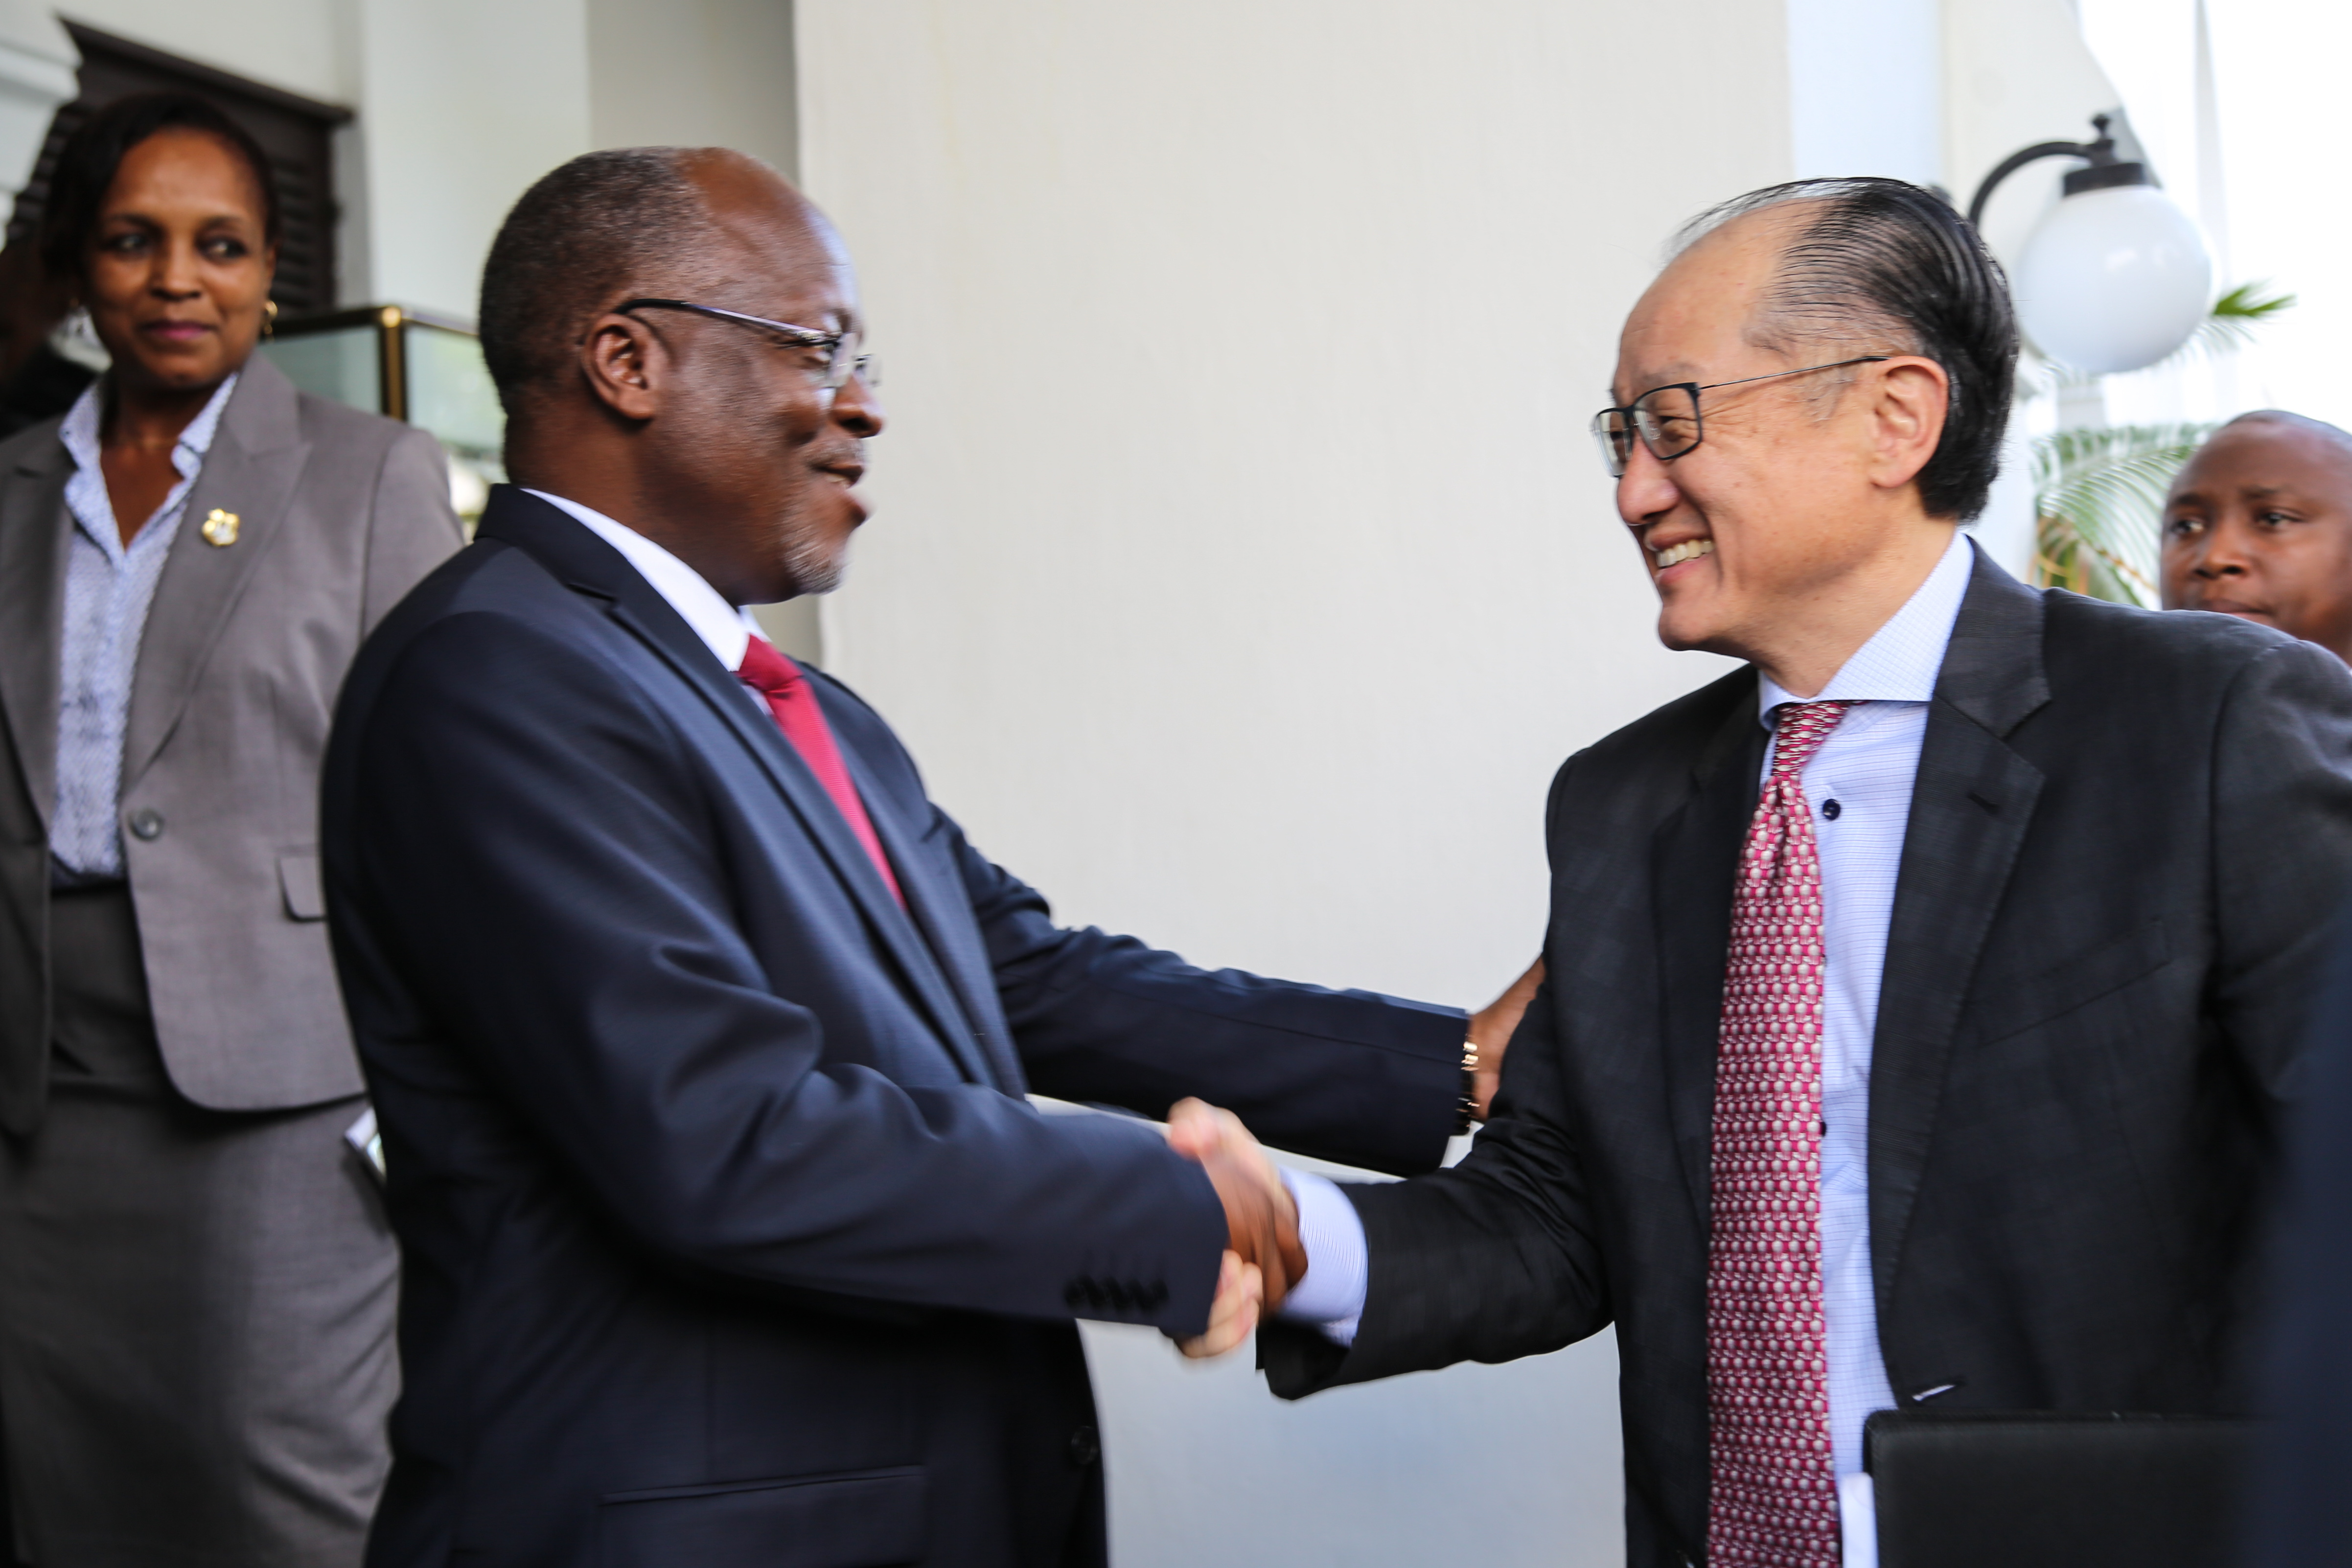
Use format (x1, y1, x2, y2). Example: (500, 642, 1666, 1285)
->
(2025, 283, 2294, 606)
(2031, 422, 2213, 606)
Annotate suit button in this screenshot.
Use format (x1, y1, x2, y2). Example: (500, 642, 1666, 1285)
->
(1068, 1425, 1100, 1468)
(127, 809, 163, 841)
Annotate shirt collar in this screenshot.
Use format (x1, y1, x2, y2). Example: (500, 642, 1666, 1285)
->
(524, 488, 766, 672)
(1757, 529, 1976, 723)
(60, 371, 239, 479)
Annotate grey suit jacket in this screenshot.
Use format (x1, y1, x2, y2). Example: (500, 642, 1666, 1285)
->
(1263, 547, 2352, 1568)
(0, 355, 463, 1130)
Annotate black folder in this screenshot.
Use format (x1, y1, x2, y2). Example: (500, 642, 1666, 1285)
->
(1864, 1410, 2253, 1568)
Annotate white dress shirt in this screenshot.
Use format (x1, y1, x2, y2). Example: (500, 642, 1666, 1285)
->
(51, 374, 237, 878)
(524, 489, 770, 692)
(1282, 530, 1979, 1568)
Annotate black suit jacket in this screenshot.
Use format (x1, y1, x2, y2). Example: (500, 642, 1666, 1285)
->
(1264, 547, 2352, 1567)
(2247, 910, 2352, 1568)
(323, 487, 1463, 1568)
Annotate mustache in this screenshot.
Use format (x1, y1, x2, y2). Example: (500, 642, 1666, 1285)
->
(812, 438, 866, 472)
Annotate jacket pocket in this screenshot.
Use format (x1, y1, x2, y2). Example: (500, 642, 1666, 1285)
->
(598, 1466, 925, 1568)
(1968, 916, 2170, 1046)
(277, 850, 325, 921)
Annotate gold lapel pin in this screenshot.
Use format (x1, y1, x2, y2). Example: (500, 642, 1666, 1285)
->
(201, 508, 239, 547)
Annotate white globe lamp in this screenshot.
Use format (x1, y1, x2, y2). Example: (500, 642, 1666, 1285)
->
(1968, 115, 2215, 376)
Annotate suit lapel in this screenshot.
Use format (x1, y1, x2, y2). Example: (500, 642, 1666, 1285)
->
(477, 490, 1000, 1089)
(835, 733, 1027, 1093)
(122, 360, 310, 791)
(0, 441, 72, 832)
(1650, 679, 1766, 1234)
(1867, 552, 2050, 1310)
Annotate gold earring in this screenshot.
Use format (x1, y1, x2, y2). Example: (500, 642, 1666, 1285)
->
(262, 299, 278, 340)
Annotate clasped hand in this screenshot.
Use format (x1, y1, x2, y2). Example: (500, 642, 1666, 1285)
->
(1158, 958, 1545, 1359)
(1163, 1099, 1297, 1360)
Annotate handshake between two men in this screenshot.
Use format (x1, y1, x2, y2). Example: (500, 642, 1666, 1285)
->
(324, 148, 2352, 1568)
(1164, 956, 1546, 1360)
(1165, 1098, 1306, 1358)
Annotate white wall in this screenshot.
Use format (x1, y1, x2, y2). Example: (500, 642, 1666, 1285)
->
(59, 0, 350, 103)
(1789, 0, 1942, 186)
(351, 0, 592, 317)
(794, 2, 1786, 1562)
(586, 0, 796, 175)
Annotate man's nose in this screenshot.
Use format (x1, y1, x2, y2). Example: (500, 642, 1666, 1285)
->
(830, 373, 884, 438)
(1615, 435, 1680, 529)
(2191, 519, 2255, 578)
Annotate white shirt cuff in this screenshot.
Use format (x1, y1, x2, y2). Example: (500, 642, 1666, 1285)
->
(1276, 1169, 1368, 1345)
(1839, 1470, 1877, 1568)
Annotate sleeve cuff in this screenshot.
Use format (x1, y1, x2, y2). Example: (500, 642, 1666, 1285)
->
(1276, 1168, 1367, 1345)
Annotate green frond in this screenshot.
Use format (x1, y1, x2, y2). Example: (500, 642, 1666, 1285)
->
(2142, 281, 2297, 371)
(2211, 280, 2296, 321)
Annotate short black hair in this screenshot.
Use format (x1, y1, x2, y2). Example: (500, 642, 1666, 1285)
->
(38, 93, 279, 285)
(1676, 177, 2020, 521)
(477, 147, 721, 417)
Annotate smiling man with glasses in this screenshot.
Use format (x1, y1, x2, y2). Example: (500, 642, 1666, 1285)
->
(1174, 176, 2352, 1568)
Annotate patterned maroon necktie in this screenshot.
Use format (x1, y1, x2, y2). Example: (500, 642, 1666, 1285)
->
(1707, 699, 1855, 1568)
(736, 635, 904, 907)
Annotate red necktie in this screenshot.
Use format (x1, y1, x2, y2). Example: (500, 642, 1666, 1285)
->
(1706, 699, 1855, 1568)
(736, 636, 904, 907)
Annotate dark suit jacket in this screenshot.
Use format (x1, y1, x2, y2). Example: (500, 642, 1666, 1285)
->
(0, 356, 461, 1130)
(2246, 910, 2352, 1568)
(323, 487, 1463, 1568)
(1264, 546, 2352, 1568)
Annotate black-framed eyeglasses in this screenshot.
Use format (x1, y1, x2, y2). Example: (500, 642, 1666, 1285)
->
(614, 298, 880, 393)
(1591, 356, 1887, 479)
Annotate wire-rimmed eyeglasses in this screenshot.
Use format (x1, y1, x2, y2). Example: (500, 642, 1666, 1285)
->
(614, 298, 880, 393)
(1591, 356, 1887, 479)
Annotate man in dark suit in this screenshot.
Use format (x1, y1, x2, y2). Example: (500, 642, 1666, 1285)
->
(1182, 177, 2352, 1568)
(2247, 914, 2352, 1568)
(323, 147, 1533, 1568)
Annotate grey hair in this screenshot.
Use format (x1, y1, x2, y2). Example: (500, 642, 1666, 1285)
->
(1667, 177, 2021, 521)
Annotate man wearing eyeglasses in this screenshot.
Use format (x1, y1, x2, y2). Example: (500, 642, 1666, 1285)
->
(1185, 176, 2352, 1568)
(318, 148, 1543, 1568)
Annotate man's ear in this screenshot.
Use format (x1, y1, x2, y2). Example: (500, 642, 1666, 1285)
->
(578, 313, 663, 422)
(1867, 356, 1949, 494)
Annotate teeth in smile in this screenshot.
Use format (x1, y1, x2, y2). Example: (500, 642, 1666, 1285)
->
(1654, 538, 1715, 569)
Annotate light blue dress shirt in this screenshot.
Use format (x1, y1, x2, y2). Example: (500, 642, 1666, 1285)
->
(1282, 530, 1979, 1568)
(51, 374, 237, 879)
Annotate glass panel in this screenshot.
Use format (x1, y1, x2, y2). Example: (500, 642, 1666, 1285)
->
(403, 320, 507, 530)
(257, 324, 379, 413)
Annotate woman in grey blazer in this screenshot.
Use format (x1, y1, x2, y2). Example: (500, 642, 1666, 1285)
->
(0, 93, 462, 1565)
